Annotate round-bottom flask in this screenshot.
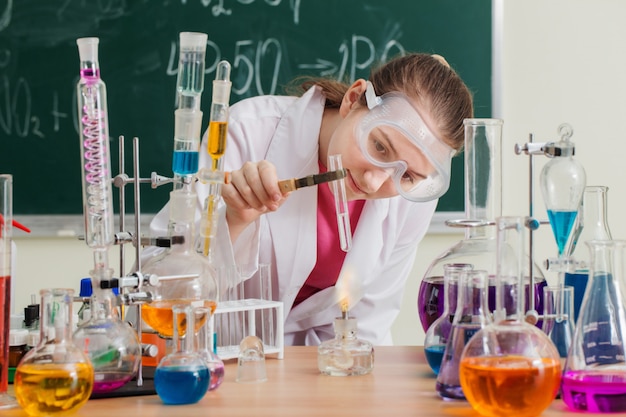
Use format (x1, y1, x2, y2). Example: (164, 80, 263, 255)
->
(459, 217, 561, 417)
(155, 304, 209, 405)
(73, 268, 141, 394)
(15, 289, 94, 417)
(318, 315, 373, 376)
(195, 306, 224, 391)
(424, 263, 472, 375)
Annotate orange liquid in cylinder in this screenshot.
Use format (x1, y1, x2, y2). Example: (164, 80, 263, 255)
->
(142, 299, 217, 338)
(460, 355, 561, 417)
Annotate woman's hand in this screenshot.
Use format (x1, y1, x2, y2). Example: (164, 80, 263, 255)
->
(221, 160, 287, 242)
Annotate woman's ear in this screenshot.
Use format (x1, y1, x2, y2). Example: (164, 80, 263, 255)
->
(339, 79, 368, 117)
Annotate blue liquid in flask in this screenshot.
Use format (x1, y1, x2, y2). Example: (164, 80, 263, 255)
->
(172, 150, 199, 176)
(547, 210, 578, 255)
(154, 365, 210, 405)
(424, 345, 446, 375)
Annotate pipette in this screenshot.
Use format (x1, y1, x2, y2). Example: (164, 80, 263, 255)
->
(200, 61, 232, 257)
(328, 154, 352, 252)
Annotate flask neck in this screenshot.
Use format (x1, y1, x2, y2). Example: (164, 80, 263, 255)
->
(40, 288, 75, 345)
(583, 186, 611, 239)
(80, 60, 101, 81)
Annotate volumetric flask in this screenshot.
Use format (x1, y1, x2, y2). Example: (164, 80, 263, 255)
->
(424, 263, 472, 375)
(436, 269, 491, 399)
(195, 306, 224, 391)
(15, 289, 94, 416)
(154, 304, 209, 405)
(562, 240, 626, 413)
(459, 217, 561, 417)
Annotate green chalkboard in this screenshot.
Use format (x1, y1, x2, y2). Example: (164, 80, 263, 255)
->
(0, 0, 490, 215)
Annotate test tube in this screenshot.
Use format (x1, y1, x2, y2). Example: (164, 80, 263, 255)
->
(328, 155, 352, 252)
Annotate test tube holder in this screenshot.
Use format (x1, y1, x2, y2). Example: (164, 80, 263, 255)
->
(214, 299, 284, 360)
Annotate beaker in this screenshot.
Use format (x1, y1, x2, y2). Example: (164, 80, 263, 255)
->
(562, 240, 626, 413)
(459, 217, 561, 417)
(419, 119, 546, 331)
(14, 288, 94, 416)
(436, 269, 491, 399)
(195, 306, 224, 391)
(141, 189, 219, 338)
(154, 304, 209, 405)
(564, 186, 612, 322)
(424, 263, 472, 375)
(73, 267, 141, 394)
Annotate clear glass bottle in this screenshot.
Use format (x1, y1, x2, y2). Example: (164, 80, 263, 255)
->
(459, 217, 561, 417)
(154, 304, 209, 404)
(424, 263, 472, 375)
(318, 314, 374, 376)
(15, 289, 94, 416)
(562, 240, 626, 413)
(419, 119, 545, 331)
(195, 305, 224, 391)
(141, 189, 219, 338)
(564, 186, 612, 322)
(73, 267, 141, 394)
(436, 269, 491, 399)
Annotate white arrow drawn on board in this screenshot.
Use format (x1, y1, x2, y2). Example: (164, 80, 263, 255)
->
(298, 59, 338, 76)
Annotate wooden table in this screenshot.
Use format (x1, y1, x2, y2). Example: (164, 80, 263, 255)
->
(5, 346, 606, 416)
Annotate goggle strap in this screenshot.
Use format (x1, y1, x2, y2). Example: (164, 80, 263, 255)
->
(365, 81, 382, 110)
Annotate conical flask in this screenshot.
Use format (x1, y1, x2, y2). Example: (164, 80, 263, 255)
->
(141, 189, 219, 338)
(424, 263, 472, 375)
(436, 269, 491, 399)
(15, 289, 94, 416)
(419, 119, 545, 331)
(459, 216, 561, 417)
(564, 186, 612, 322)
(562, 240, 626, 413)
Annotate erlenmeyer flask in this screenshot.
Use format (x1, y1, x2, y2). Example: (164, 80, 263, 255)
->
(73, 267, 141, 394)
(419, 119, 545, 331)
(562, 240, 626, 413)
(436, 269, 491, 399)
(424, 263, 472, 375)
(142, 189, 219, 338)
(195, 306, 224, 391)
(459, 217, 561, 417)
(15, 289, 94, 416)
(565, 186, 612, 322)
(154, 304, 209, 404)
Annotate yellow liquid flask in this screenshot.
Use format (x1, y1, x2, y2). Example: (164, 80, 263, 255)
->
(141, 189, 218, 338)
(15, 288, 94, 417)
(459, 217, 561, 417)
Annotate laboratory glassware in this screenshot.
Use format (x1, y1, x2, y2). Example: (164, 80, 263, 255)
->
(15, 289, 94, 416)
(564, 186, 612, 322)
(436, 269, 491, 399)
(75, 36, 142, 393)
(195, 305, 224, 391)
(423, 263, 472, 375)
(237, 335, 268, 383)
(459, 216, 561, 417)
(141, 189, 219, 338)
(154, 304, 209, 404)
(419, 119, 545, 330)
(562, 240, 626, 413)
(542, 285, 574, 359)
(540, 124, 586, 261)
(0, 174, 17, 409)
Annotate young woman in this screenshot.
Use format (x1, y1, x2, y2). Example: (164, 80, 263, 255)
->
(151, 53, 473, 346)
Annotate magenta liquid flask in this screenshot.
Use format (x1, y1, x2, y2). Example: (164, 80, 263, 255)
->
(562, 240, 626, 413)
(195, 306, 224, 391)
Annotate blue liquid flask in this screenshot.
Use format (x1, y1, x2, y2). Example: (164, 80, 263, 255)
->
(154, 304, 209, 405)
(436, 269, 491, 399)
(424, 263, 472, 375)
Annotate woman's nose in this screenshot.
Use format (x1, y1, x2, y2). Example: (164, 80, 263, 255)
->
(362, 167, 393, 192)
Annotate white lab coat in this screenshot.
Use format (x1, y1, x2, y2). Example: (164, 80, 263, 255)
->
(150, 86, 437, 346)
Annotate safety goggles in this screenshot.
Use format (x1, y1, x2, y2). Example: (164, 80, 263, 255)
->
(355, 81, 455, 202)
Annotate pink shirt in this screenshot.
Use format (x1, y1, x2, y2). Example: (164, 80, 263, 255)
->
(293, 163, 365, 307)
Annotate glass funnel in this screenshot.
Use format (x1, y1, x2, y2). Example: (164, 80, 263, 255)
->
(418, 119, 545, 331)
(562, 240, 626, 413)
(14, 289, 94, 417)
(141, 189, 219, 338)
(459, 217, 561, 417)
(73, 266, 141, 394)
(154, 304, 209, 404)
